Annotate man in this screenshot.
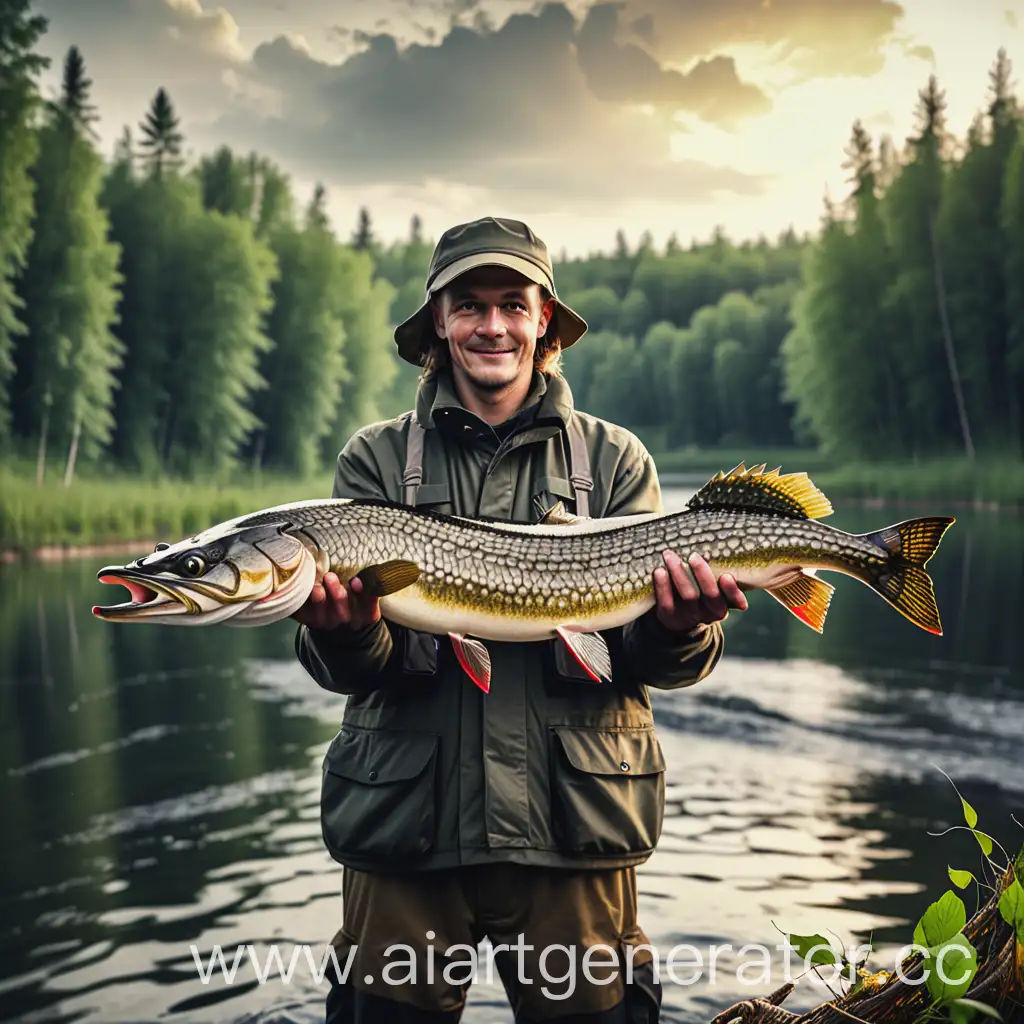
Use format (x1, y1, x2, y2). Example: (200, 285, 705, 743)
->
(293, 217, 746, 1023)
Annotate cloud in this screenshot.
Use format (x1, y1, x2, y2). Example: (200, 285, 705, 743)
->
(902, 42, 936, 64)
(207, 2, 772, 205)
(614, 0, 916, 79)
(32, 0, 773, 211)
(32, 0, 245, 138)
(865, 109, 895, 128)
(577, 3, 771, 127)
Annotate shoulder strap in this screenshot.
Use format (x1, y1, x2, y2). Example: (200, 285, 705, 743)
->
(567, 413, 593, 517)
(403, 413, 425, 506)
(405, 408, 592, 515)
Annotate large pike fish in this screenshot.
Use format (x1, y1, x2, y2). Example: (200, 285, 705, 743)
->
(92, 464, 955, 692)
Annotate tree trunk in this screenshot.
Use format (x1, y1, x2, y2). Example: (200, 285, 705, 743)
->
(35, 400, 50, 487)
(62, 410, 81, 487)
(928, 211, 975, 460)
(252, 428, 265, 480)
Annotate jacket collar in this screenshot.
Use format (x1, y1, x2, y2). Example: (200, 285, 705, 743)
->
(414, 366, 575, 437)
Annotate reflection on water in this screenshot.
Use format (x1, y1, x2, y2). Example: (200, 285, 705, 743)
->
(0, 489, 1021, 1023)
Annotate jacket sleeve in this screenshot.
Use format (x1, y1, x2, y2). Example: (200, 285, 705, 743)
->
(602, 432, 724, 690)
(294, 427, 412, 696)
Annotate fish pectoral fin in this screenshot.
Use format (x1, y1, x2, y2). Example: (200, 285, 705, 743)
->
(449, 632, 491, 693)
(556, 626, 612, 683)
(354, 559, 421, 597)
(766, 573, 835, 633)
(537, 499, 585, 526)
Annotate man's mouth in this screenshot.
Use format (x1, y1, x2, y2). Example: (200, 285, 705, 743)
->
(470, 349, 515, 357)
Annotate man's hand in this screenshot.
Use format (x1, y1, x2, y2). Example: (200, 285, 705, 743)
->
(653, 550, 747, 634)
(291, 571, 381, 632)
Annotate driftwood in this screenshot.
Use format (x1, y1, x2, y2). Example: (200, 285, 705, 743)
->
(709, 854, 1024, 1024)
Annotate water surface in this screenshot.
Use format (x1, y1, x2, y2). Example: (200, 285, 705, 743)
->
(1, 487, 1021, 1023)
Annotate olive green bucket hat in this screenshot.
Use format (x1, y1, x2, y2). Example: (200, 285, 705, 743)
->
(393, 216, 588, 366)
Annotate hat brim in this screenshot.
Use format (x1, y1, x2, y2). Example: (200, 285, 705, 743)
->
(393, 254, 588, 366)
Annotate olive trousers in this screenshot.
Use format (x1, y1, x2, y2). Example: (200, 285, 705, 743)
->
(324, 863, 662, 1023)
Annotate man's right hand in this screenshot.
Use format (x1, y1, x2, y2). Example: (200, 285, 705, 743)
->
(291, 572, 381, 632)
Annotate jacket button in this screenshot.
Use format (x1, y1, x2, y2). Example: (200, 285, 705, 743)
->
(620, 761, 629, 772)
(368, 770, 378, 781)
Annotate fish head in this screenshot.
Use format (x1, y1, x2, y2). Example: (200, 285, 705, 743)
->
(92, 517, 319, 626)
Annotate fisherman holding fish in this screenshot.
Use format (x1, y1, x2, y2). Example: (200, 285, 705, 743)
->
(90, 216, 952, 1020)
(292, 217, 747, 1023)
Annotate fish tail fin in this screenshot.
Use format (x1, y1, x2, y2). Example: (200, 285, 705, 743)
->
(859, 516, 956, 635)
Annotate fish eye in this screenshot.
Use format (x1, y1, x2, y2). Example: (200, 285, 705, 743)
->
(182, 555, 205, 576)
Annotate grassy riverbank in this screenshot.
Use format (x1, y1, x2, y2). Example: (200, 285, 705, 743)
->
(1, 451, 1021, 558)
(814, 456, 1024, 507)
(652, 449, 1024, 507)
(0, 463, 332, 557)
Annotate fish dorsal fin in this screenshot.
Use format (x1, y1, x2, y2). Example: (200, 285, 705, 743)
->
(685, 462, 833, 520)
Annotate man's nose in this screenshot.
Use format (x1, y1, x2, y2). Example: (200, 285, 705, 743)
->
(476, 306, 507, 337)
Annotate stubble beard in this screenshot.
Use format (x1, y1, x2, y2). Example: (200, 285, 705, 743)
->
(462, 348, 525, 393)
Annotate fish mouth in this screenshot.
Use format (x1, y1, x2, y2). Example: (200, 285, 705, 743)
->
(92, 571, 188, 620)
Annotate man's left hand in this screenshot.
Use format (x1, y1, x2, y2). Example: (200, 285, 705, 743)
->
(653, 550, 747, 634)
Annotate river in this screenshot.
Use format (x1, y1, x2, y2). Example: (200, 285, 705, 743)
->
(0, 487, 1021, 1024)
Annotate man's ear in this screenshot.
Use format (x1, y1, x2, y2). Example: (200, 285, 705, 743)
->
(430, 296, 447, 339)
(538, 295, 556, 335)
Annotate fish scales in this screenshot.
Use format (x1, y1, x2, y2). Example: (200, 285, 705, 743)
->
(246, 502, 885, 626)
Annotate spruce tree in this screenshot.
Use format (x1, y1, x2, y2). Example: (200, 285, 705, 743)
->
(138, 87, 184, 179)
(306, 183, 329, 231)
(12, 45, 124, 485)
(0, 0, 49, 445)
(57, 44, 97, 137)
(352, 206, 375, 250)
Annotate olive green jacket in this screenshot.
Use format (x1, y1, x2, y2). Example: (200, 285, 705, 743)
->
(297, 367, 724, 873)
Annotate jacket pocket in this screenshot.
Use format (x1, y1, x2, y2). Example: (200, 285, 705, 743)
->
(549, 726, 666, 857)
(321, 726, 439, 864)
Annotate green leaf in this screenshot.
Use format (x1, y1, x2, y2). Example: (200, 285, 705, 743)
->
(923, 933, 977, 1004)
(952, 998, 1004, 1022)
(951, 1000, 977, 1024)
(786, 932, 841, 966)
(948, 867, 975, 889)
(960, 795, 978, 830)
(997, 878, 1024, 938)
(971, 829, 994, 856)
(913, 891, 967, 949)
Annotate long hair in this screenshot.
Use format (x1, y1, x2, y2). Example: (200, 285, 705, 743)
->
(418, 286, 564, 379)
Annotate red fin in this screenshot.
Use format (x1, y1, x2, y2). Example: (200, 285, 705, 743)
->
(766, 574, 834, 634)
(449, 632, 491, 693)
(556, 626, 612, 683)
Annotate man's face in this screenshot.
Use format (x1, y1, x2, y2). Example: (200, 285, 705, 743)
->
(430, 266, 555, 393)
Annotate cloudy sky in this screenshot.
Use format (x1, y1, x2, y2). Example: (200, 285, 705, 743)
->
(29, 0, 1023, 256)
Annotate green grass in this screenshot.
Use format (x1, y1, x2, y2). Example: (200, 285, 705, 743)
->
(648, 449, 1023, 507)
(650, 447, 833, 476)
(814, 456, 1024, 507)
(0, 462, 333, 554)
